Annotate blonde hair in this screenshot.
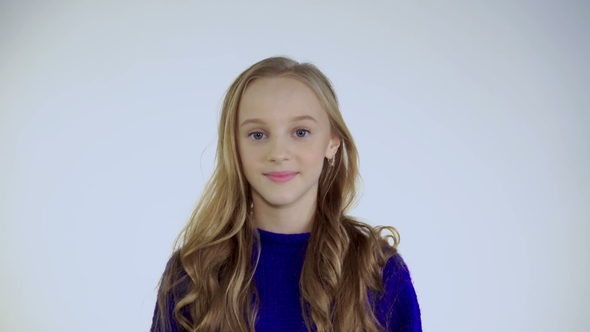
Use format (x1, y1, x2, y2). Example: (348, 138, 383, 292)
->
(153, 56, 400, 332)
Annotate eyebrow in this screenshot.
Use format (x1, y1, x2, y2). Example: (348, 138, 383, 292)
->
(240, 115, 317, 128)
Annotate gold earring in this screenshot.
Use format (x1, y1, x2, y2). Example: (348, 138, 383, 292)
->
(328, 157, 335, 166)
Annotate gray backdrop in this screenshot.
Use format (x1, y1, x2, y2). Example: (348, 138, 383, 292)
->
(1, 1, 588, 331)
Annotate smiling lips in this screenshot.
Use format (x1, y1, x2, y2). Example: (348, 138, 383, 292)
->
(265, 171, 298, 183)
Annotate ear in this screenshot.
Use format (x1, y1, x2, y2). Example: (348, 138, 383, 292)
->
(325, 133, 342, 159)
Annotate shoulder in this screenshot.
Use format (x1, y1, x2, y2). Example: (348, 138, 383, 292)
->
(382, 253, 412, 286)
(161, 250, 190, 295)
(377, 253, 422, 332)
(163, 250, 182, 278)
(151, 251, 191, 332)
(157, 250, 193, 312)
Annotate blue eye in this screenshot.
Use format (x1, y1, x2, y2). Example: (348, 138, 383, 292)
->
(295, 129, 310, 138)
(250, 132, 265, 140)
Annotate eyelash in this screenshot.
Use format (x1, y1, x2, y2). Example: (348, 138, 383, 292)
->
(248, 128, 311, 140)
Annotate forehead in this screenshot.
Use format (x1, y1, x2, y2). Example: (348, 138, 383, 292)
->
(238, 76, 327, 123)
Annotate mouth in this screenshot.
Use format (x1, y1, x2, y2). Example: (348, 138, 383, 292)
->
(264, 172, 298, 183)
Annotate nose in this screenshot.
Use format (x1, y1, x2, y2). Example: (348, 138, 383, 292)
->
(267, 135, 291, 163)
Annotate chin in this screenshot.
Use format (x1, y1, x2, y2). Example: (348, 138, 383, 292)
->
(264, 196, 298, 207)
(255, 190, 298, 207)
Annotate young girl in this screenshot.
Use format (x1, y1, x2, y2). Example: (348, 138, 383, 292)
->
(150, 56, 421, 332)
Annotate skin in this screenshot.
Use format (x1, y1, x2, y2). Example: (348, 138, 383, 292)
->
(237, 76, 341, 234)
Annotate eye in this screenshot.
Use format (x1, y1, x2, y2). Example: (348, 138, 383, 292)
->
(295, 129, 310, 138)
(249, 131, 266, 140)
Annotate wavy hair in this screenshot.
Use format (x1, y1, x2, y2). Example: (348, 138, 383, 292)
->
(152, 56, 400, 332)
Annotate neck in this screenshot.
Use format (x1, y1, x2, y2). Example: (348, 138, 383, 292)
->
(251, 192, 316, 234)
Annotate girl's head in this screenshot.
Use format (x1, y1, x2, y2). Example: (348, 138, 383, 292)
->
(216, 56, 361, 232)
(237, 75, 340, 232)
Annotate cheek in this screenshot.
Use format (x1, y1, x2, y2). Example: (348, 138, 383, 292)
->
(299, 146, 326, 167)
(240, 155, 255, 172)
(239, 147, 262, 174)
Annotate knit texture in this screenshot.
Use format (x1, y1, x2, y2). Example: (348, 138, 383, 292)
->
(151, 229, 422, 331)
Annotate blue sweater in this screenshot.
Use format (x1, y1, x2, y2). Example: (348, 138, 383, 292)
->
(151, 229, 422, 331)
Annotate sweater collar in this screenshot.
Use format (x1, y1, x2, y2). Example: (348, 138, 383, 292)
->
(257, 228, 311, 245)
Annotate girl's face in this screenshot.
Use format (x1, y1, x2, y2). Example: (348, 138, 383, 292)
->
(237, 76, 340, 211)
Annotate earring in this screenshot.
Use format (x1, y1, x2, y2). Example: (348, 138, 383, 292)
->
(328, 156, 335, 167)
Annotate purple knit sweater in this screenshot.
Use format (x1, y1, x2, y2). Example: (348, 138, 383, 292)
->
(151, 229, 422, 331)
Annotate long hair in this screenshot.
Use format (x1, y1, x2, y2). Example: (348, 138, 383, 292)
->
(152, 56, 400, 332)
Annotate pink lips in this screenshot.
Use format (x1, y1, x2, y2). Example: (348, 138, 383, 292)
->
(265, 171, 298, 183)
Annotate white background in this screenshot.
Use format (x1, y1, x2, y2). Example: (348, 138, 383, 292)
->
(1, 1, 588, 331)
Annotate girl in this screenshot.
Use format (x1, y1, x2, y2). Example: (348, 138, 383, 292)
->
(150, 56, 421, 332)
